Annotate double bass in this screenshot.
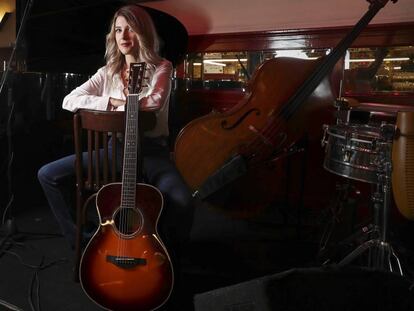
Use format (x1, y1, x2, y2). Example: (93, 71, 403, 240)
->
(174, 0, 398, 216)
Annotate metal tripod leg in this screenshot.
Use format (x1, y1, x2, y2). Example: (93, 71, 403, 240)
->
(336, 155, 403, 276)
(337, 239, 403, 275)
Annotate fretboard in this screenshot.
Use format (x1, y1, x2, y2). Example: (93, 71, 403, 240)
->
(121, 94, 140, 208)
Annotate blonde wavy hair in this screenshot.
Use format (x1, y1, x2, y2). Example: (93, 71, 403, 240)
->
(105, 5, 162, 78)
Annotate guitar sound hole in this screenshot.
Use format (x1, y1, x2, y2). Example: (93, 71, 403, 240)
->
(113, 208, 143, 236)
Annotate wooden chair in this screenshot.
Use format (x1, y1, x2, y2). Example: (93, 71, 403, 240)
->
(73, 109, 125, 281)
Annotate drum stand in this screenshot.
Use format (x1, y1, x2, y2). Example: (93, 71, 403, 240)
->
(337, 139, 403, 275)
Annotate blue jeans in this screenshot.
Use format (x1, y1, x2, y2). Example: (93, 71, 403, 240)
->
(37, 137, 194, 250)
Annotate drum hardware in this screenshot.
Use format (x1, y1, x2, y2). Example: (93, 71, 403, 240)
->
(322, 117, 403, 275)
(337, 159, 403, 275)
(333, 97, 354, 125)
(317, 180, 361, 263)
(333, 96, 364, 125)
(322, 122, 389, 184)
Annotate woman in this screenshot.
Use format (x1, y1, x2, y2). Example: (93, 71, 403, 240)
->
(37, 5, 193, 259)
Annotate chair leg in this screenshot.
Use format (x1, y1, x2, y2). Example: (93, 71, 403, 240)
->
(74, 193, 97, 282)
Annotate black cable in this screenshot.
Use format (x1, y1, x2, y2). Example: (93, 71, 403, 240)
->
(2, 249, 67, 270)
(0, 236, 23, 310)
(0, 235, 10, 259)
(1, 238, 68, 311)
(0, 298, 24, 311)
(29, 257, 68, 311)
(28, 256, 43, 311)
(0, 234, 8, 248)
(2, 90, 15, 226)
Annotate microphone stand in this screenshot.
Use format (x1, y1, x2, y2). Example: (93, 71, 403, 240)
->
(0, 0, 34, 238)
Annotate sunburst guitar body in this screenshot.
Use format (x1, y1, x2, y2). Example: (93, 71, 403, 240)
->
(80, 183, 173, 311)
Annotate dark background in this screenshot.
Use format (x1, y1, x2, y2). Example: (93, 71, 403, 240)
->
(20, 0, 187, 73)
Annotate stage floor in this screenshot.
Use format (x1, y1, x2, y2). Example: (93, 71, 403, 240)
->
(1, 197, 414, 311)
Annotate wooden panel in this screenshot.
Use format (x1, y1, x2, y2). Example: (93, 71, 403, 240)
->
(188, 22, 414, 53)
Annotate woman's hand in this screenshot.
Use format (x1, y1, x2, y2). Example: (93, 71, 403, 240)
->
(108, 97, 126, 110)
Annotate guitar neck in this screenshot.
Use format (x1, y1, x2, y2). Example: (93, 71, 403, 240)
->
(121, 94, 141, 208)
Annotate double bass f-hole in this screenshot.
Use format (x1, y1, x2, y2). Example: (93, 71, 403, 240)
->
(221, 108, 261, 130)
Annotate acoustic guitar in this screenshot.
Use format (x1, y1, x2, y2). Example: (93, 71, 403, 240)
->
(79, 62, 174, 311)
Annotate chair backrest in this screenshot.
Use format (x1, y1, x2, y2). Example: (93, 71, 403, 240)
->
(73, 109, 125, 193)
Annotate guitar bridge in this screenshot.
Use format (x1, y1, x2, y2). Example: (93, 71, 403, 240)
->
(106, 255, 147, 269)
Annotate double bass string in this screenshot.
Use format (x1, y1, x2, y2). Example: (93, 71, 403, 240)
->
(243, 108, 286, 164)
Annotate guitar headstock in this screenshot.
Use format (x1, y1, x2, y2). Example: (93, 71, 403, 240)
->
(128, 62, 147, 95)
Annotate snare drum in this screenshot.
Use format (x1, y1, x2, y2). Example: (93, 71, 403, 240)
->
(322, 123, 392, 183)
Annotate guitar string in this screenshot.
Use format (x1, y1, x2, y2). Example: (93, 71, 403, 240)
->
(116, 64, 145, 262)
(119, 90, 140, 259)
(123, 105, 135, 259)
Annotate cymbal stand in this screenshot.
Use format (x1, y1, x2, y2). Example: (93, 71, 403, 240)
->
(337, 126, 403, 275)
